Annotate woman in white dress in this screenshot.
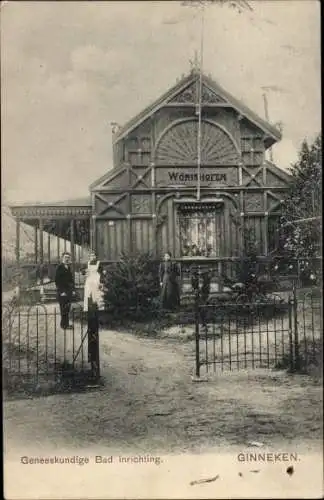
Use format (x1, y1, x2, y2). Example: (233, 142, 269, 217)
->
(83, 251, 105, 379)
(83, 252, 105, 313)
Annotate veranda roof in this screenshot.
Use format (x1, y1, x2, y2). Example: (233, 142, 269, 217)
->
(9, 196, 91, 216)
(9, 196, 92, 244)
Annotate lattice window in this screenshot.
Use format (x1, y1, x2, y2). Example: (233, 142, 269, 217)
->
(241, 138, 251, 152)
(128, 149, 151, 166)
(178, 203, 224, 257)
(241, 136, 264, 166)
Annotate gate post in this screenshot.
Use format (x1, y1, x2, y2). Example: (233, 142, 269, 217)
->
(88, 304, 101, 383)
(91, 332, 100, 381)
(292, 282, 300, 371)
(288, 296, 294, 372)
(194, 286, 200, 378)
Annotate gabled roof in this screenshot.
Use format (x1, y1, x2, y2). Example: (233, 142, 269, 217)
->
(264, 160, 292, 183)
(90, 166, 125, 191)
(113, 70, 282, 146)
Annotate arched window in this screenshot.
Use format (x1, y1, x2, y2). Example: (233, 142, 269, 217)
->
(155, 120, 240, 165)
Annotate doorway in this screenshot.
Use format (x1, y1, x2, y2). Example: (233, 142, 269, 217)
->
(177, 201, 225, 258)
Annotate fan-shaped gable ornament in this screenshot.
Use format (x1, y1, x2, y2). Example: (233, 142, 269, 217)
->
(155, 120, 240, 165)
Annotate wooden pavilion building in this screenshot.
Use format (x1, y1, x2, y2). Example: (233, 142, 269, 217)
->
(9, 68, 291, 291)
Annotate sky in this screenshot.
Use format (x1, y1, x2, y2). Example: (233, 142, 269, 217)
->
(1, 0, 321, 204)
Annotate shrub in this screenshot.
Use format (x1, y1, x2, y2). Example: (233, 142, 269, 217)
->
(275, 338, 323, 377)
(101, 252, 160, 321)
(2, 259, 40, 292)
(220, 230, 278, 300)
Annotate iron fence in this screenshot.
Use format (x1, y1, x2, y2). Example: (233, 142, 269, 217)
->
(2, 273, 322, 394)
(291, 289, 322, 372)
(194, 288, 322, 376)
(177, 256, 322, 295)
(2, 303, 98, 393)
(4, 256, 321, 307)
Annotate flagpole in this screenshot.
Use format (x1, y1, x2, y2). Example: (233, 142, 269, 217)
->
(197, 4, 204, 201)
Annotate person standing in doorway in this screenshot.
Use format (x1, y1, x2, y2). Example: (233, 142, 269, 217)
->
(55, 252, 75, 330)
(159, 252, 181, 311)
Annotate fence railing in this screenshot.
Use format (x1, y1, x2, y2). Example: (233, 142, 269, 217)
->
(194, 288, 322, 377)
(177, 256, 322, 293)
(2, 277, 322, 394)
(2, 303, 98, 392)
(291, 289, 322, 372)
(3, 257, 321, 307)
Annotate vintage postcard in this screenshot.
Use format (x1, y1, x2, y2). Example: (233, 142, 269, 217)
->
(2, 0, 322, 498)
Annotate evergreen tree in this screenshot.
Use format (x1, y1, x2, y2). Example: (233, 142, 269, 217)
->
(280, 134, 322, 260)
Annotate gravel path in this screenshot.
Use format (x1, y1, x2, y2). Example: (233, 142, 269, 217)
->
(4, 327, 322, 455)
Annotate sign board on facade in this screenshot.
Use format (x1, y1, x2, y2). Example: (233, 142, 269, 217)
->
(155, 166, 238, 187)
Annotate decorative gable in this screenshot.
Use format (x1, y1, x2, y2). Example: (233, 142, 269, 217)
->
(170, 81, 227, 105)
(201, 84, 227, 104)
(154, 119, 240, 165)
(113, 71, 281, 147)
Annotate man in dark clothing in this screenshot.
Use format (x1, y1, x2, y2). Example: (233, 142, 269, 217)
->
(55, 252, 75, 329)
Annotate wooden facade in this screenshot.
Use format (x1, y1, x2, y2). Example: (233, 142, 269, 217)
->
(10, 70, 291, 270)
(91, 71, 290, 261)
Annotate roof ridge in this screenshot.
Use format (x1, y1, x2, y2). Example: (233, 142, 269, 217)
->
(112, 70, 282, 145)
(113, 71, 198, 141)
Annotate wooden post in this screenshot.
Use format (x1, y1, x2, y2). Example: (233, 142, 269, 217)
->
(15, 218, 20, 265)
(263, 163, 268, 256)
(127, 192, 132, 254)
(47, 232, 51, 263)
(173, 199, 180, 258)
(151, 163, 157, 258)
(236, 114, 244, 257)
(70, 219, 75, 276)
(263, 212, 269, 256)
(127, 215, 132, 254)
(39, 218, 44, 284)
(39, 218, 44, 264)
(239, 211, 245, 254)
(194, 287, 200, 378)
(292, 283, 300, 371)
(238, 158, 244, 254)
(90, 215, 93, 252)
(57, 234, 60, 261)
(34, 226, 38, 264)
(93, 327, 100, 381)
(91, 215, 96, 253)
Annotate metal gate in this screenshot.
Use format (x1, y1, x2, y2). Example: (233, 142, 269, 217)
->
(2, 302, 99, 393)
(194, 289, 321, 376)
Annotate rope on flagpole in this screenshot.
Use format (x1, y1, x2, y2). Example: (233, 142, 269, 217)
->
(197, 4, 204, 201)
